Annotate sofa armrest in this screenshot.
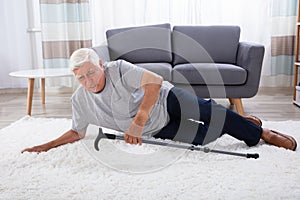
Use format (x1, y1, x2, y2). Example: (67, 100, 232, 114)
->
(237, 42, 265, 87)
(92, 45, 111, 62)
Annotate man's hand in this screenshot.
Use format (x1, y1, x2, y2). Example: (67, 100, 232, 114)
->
(21, 143, 52, 153)
(123, 70, 162, 145)
(21, 129, 84, 154)
(124, 122, 143, 145)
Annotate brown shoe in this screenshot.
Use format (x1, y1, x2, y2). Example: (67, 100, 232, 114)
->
(262, 129, 297, 151)
(244, 115, 262, 127)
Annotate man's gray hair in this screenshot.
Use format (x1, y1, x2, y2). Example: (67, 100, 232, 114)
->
(69, 48, 100, 71)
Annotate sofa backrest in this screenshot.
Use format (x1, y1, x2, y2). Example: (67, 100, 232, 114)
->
(106, 23, 172, 63)
(172, 26, 240, 65)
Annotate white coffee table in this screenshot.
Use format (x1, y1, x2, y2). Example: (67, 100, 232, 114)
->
(9, 68, 73, 115)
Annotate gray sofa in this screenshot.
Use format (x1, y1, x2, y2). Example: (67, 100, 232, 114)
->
(92, 23, 265, 115)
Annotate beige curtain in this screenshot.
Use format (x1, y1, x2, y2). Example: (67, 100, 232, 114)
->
(40, 0, 92, 87)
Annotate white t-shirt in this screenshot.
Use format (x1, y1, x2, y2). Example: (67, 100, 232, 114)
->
(71, 60, 173, 137)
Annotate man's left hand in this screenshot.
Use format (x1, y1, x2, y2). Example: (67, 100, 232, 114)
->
(124, 134, 142, 145)
(124, 122, 143, 145)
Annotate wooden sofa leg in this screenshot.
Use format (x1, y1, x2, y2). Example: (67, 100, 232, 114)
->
(230, 98, 245, 116)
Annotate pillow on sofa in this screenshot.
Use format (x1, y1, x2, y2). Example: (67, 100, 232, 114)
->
(172, 26, 240, 65)
(106, 23, 172, 63)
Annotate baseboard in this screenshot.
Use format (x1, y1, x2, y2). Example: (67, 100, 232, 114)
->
(0, 88, 28, 94)
(0, 86, 73, 94)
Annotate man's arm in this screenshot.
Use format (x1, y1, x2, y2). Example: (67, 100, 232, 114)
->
(124, 70, 163, 145)
(21, 129, 85, 153)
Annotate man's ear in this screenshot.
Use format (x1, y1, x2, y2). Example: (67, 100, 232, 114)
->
(99, 60, 103, 68)
(73, 68, 79, 76)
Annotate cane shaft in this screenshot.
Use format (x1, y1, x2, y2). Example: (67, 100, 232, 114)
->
(101, 133, 259, 159)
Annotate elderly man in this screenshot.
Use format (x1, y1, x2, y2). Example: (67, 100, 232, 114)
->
(22, 48, 297, 153)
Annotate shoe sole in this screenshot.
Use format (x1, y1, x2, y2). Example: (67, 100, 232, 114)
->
(270, 130, 297, 151)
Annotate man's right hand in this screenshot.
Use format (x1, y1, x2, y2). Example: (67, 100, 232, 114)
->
(21, 143, 52, 153)
(21, 129, 84, 154)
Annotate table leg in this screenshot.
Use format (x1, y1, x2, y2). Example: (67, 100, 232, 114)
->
(41, 78, 45, 104)
(27, 78, 35, 116)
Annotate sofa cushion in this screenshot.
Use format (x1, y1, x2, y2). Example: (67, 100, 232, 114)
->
(135, 63, 172, 81)
(172, 26, 240, 65)
(172, 63, 247, 85)
(106, 23, 172, 63)
(91, 45, 110, 62)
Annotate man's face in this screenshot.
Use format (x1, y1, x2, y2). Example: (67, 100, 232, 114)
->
(73, 61, 105, 93)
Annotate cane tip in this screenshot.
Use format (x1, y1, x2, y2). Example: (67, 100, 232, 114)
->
(247, 153, 259, 159)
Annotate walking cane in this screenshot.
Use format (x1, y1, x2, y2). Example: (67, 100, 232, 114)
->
(94, 128, 259, 159)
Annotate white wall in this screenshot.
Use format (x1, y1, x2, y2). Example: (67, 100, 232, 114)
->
(0, 0, 39, 88)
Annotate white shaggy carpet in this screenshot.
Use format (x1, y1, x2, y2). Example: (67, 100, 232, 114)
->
(0, 116, 300, 200)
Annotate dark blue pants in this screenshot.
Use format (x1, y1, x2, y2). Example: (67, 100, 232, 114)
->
(154, 87, 262, 146)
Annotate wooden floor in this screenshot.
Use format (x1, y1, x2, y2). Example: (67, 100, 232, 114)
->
(0, 87, 299, 129)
